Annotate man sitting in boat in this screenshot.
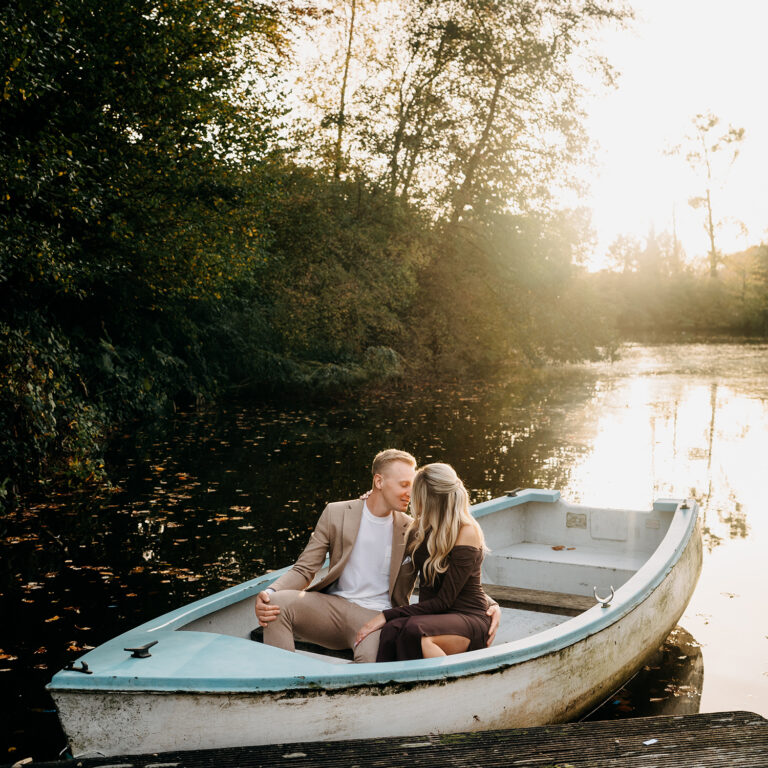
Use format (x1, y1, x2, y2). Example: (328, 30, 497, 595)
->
(254, 449, 500, 662)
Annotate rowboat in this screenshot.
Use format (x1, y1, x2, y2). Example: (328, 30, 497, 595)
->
(48, 490, 702, 757)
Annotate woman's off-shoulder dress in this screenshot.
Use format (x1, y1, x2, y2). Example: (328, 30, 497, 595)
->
(376, 541, 491, 661)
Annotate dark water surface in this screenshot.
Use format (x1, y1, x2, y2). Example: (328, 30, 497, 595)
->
(1, 343, 767, 760)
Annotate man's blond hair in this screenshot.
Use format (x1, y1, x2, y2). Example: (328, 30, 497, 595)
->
(372, 449, 416, 476)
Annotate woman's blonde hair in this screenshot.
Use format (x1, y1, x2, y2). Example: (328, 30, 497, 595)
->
(408, 463, 485, 585)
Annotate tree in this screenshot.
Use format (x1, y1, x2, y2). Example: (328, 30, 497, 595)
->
(403, 0, 631, 222)
(669, 112, 745, 278)
(0, 0, 288, 504)
(289, 0, 383, 177)
(295, 0, 631, 220)
(607, 234, 642, 273)
(333, 0, 358, 180)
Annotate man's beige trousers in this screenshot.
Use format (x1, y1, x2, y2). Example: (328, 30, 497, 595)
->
(263, 589, 382, 663)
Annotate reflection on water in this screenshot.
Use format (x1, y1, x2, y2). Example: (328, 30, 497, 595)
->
(1, 343, 767, 760)
(586, 626, 704, 720)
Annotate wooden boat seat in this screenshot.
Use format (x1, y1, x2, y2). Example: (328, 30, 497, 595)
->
(483, 542, 648, 596)
(491, 542, 648, 571)
(481, 583, 595, 617)
(414, 581, 595, 617)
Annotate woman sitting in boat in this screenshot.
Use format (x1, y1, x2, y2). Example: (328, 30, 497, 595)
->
(355, 462, 491, 661)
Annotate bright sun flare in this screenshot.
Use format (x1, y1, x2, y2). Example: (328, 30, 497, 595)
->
(575, 0, 768, 270)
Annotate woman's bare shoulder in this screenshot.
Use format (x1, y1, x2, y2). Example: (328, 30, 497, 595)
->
(456, 523, 482, 547)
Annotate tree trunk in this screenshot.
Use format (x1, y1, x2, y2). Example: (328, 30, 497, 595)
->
(388, 32, 450, 197)
(705, 187, 718, 278)
(450, 71, 505, 225)
(333, 0, 357, 182)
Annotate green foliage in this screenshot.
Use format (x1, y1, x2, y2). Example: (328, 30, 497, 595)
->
(0, 319, 106, 506)
(0, 0, 286, 507)
(593, 243, 768, 339)
(256, 166, 428, 363)
(407, 210, 617, 376)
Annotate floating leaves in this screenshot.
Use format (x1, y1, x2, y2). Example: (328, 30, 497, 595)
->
(65, 642, 94, 652)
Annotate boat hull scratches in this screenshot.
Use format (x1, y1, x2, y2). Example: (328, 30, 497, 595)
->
(52, 522, 702, 757)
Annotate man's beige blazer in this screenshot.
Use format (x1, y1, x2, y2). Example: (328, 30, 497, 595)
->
(269, 499, 417, 608)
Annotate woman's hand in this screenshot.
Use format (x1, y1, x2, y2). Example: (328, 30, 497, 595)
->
(354, 612, 385, 647)
(486, 603, 501, 646)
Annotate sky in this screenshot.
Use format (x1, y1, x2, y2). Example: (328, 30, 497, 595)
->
(578, 0, 768, 270)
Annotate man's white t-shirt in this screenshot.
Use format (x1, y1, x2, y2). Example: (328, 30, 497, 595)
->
(326, 502, 393, 611)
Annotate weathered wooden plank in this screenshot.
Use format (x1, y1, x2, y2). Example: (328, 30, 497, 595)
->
(482, 582, 596, 616)
(13, 711, 766, 768)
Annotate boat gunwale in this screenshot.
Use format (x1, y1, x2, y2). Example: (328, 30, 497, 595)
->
(47, 491, 700, 694)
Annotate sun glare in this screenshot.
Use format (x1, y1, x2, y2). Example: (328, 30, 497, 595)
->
(576, 0, 768, 270)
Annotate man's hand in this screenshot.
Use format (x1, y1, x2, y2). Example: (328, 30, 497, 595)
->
(486, 603, 501, 647)
(255, 590, 280, 627)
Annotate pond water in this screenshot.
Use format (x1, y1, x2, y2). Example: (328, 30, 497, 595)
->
(1, 342, 767, 760)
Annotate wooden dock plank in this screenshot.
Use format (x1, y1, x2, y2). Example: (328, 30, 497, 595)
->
(12, 711, 766, 768)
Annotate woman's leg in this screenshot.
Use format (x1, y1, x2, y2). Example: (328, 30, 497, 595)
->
(421, 634, 470, 658)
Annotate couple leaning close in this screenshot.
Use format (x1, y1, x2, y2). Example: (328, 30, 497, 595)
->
(255, 449, 500, 662)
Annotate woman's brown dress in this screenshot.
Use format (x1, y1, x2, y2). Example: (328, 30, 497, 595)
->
(376, 540, 491, 662)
